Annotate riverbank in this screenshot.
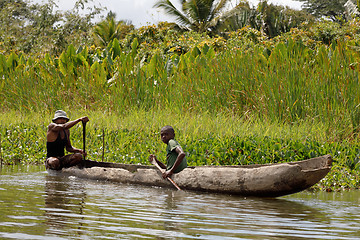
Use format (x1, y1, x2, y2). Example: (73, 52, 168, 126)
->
(0, 110, 359, 192)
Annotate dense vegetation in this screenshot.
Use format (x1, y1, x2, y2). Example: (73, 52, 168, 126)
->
(1, 0, 360, 191)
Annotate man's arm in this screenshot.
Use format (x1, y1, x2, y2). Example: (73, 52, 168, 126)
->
(63, 116, 89, 130)
(64, 137, 83, 154)
(48, 117, 89, 133)
(47, 123, 63, 142)
(64, 117, 89, 154)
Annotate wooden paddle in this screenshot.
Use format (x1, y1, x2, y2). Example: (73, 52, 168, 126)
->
(149, 156, 181, 191)
(82, 121, 86, 161)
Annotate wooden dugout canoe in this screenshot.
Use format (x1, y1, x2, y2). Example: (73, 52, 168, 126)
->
(49, 154, 333, 197)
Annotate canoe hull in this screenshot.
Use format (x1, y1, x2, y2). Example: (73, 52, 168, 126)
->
(52, 155, 332, 197)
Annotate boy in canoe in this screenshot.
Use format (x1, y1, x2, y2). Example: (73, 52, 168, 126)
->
(45, 110, 89, 170)
(149, 125, 187, 178)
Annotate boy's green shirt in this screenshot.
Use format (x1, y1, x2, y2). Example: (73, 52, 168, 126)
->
(166, 139, 187, 173)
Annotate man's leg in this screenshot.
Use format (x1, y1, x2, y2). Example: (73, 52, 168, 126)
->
(45, 157, 61, 170)
(60, 153, 83, 168)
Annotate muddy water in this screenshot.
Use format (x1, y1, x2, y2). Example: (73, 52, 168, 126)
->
(0, 165, 359, 239)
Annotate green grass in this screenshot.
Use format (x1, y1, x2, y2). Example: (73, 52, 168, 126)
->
(2, 40, 360, 129)
(1, 109, 359, 191)
(0, 109, 329, 164)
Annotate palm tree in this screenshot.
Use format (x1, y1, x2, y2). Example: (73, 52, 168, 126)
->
(345, 0, 360, 20)
(213, 1, 258, 33)
(217, 0, 314, 38)
(153, 0, 248, 33)
(93, 11, 134, 47)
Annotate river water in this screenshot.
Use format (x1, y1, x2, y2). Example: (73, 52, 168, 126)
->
(0, 165, 359, 240)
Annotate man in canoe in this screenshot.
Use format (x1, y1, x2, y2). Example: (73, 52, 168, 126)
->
(149, 125, 187, 178)
(45, 110, 89, 170)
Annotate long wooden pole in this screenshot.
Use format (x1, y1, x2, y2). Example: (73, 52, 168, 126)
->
(102, 129, 105, 162)
(150, 156, 181, 191)
(82, 121, 86, 161)
(0, 130, 2, 166)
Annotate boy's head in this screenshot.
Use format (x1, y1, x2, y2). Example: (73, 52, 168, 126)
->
(160, 125, 175, 144)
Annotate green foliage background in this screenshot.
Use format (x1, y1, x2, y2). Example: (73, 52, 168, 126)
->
(1, 0, 360, 191)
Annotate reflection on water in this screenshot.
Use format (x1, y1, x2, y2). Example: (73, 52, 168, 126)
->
(44, 174, 87, 237)
(0, 165, 360, 239)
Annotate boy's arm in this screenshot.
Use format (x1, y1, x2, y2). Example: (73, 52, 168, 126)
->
(163, 146, 185, 178)
(149, 154, 166, 169)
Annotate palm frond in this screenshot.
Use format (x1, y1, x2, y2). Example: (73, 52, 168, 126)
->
(345, 0, 360, 19)
(183, 0, 214, 31)
(154, 0, 252, 33)
(219, 0, 250, 20)
(208, 0, 250, 28)
(154, 0, 192, 27)
(210, 0, 228, 18)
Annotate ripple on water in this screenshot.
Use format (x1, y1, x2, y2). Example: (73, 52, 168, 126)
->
(1, 166, 360, 239)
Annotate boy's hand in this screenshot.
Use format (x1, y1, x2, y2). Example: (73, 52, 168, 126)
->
(162, 169, 173, 179)
(149, 154, 155, 163)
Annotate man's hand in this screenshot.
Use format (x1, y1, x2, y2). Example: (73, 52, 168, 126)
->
(73, 148, 87, 157)
(80, 150, 87, 157)
(81, 116, 89, 123)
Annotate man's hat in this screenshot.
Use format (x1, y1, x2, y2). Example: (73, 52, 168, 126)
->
(52, 110, 69, 122)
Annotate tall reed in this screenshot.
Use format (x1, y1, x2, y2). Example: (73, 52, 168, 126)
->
(1, 39, 360, 141)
